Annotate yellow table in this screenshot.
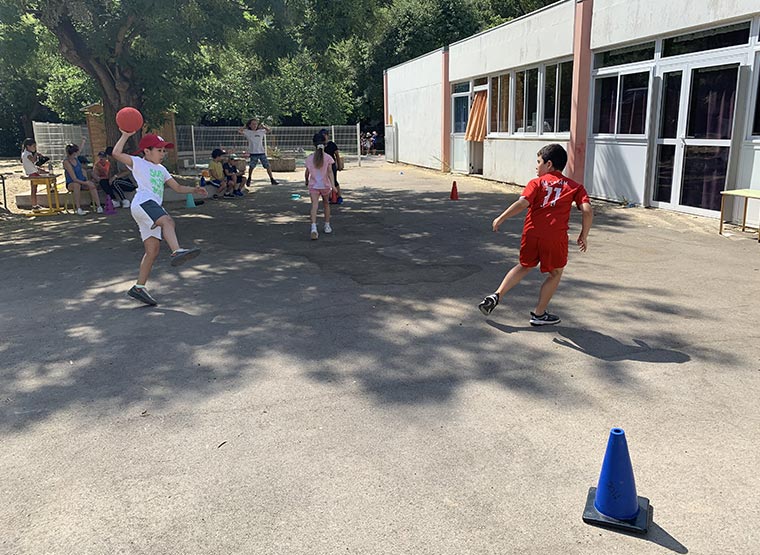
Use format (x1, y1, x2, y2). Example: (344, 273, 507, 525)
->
(720, 189, 760, 242)
(21, 174, 65, 216)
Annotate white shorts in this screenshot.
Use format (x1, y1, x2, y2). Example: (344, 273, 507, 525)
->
(131, 199, 168, 241)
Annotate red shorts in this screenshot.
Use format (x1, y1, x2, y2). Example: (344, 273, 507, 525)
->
(519, 233, 568, 273)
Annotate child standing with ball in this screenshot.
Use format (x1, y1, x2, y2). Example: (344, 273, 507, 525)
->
(112, 128, 208, 306)
(478, 144, 593, 326)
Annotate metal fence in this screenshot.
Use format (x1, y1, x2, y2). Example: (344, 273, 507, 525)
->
(32, 122, 90, 162)
(175, 124, 363, 168)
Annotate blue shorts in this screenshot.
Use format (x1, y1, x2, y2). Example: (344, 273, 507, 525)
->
(249, 153, 270, 169)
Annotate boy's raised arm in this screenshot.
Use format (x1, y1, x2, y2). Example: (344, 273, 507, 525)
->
(112, 131, 135, 169)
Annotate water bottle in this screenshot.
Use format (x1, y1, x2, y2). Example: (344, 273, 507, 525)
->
(47, 162, 53, 173)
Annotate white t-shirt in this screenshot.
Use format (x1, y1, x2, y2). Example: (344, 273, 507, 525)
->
(242, 129, 266, 154)
(21, 149, 38, 175)
(129, 156, 173, 206)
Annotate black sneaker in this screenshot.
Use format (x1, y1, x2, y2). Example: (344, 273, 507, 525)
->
(478, 293, 499, 316)
(529, 311, 561, 326)
(127, 285, 158, 306)
(170, 247, 201, 267)
(270, 179, 279, 185)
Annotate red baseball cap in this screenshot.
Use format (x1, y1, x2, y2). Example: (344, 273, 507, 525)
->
(138, 133, 175, 151)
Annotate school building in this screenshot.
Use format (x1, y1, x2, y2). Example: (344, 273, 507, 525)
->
(383, 0, 760, 224)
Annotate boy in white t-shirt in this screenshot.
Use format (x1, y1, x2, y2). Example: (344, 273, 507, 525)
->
(112, 130, 208, 306)
(238, 118, 278, 186)
(20, 138, 50, 210)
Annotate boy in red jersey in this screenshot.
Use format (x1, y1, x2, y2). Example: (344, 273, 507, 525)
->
(478, 144, 593, 326)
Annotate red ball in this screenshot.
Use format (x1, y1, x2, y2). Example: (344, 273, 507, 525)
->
(116, 107, 144, 133)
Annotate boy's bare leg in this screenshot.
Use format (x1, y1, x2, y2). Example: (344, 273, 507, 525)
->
(495, 263, 533, 297)
(534, 268, 564, 315)
(247, 167, 254, 185)
(137, 237, 161, 285)
(155, 215, 181, 252)
(266, 167, 275, 181)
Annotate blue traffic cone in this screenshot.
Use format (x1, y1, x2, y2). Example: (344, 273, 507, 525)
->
(582, 428, 651, 533)
(186, 193, 196, 208)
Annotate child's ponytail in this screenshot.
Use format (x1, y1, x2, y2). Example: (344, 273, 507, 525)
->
(312, 133, 325, 169)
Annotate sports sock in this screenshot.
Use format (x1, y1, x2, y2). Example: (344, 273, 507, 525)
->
(134, 284, 146, 289)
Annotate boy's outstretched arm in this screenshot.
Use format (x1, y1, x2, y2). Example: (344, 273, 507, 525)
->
(492, 198, 529, 232)
(577, 202, 593, 252)
(166, 177, 208, 197)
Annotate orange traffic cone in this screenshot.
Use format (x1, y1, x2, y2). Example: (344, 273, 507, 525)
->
(450, 181, 459, 200)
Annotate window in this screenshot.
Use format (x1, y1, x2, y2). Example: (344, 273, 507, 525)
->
(474, 77, 488, 86)
(663, 22, 750, 58)
(753, 69, 760, 136)
(489, 74, 510, 133)
(593, 72, 649, 135)
(515, 71, 525, 132)
(514, 68, 538, 132)
(593, 76, 618, 134)
(453, 96, 469, 133)
(490, 77, 498, 133)
(543, 61, 573, 133)
(596, 42, 655, 69)
(452, 82, 470, 94)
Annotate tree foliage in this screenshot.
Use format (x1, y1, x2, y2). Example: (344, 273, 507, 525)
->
(0, 0, 559, 154)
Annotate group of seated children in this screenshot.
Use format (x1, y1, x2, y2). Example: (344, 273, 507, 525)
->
(205, 148, 245, 199)
(21, 137, 137, 215)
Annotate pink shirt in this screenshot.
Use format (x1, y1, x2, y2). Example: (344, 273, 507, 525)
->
(305, 153, 334, 190)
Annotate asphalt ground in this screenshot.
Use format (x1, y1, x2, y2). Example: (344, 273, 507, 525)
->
(1, 159, 759, 554)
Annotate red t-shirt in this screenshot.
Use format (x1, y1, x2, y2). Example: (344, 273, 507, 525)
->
(521, 171, 590, 238)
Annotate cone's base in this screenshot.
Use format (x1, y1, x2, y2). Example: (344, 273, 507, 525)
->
(582, 487, 651, 534)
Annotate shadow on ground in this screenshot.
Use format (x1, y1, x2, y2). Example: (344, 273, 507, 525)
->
(0, 178, 739, 431)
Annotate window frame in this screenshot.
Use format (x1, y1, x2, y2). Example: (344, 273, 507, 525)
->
(591, 63, 654, 138)
(485, 57, 573, 139)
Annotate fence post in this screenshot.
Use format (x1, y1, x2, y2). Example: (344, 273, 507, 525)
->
(356, 122, 361, 167)
(191, 125, 197, 168)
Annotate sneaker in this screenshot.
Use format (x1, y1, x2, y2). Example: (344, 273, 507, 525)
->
(170, 247, 201, 267)
(324, 223, 332, 234)
(96, 206, 104, 213)
(310, 229, 319, 240)
(478, 293, 499, 316)
(31, 204, 43, 211)
(223, 193, 235, 199)
(529, 311, 561, 326)
(234, 190, 244, 197)
(127, 285, 158, 306)
(122, 199, 130, 208)
(76, 208, 86, 216)
(246, 178, 251, 187)
(337, 196, 343, 204)
(270, 179, 279, 185)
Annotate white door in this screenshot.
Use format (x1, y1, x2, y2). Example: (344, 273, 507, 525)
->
(451, 93, 470, 173)
(651, 57, 742, 215)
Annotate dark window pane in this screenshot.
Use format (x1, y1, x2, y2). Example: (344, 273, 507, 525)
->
(454, 96, 469, 133)
(663, 22, 750, 57)
(474, 77, 488, 86)
(558, 61, 573, 132)
(659, 71, 682, 138)
(753, 71, 760, 136)
(596, 42, 655, 68)
(687, 65, 737, 140)
(499, 74, 510, 132)
(544, 64, 557, 132)
(526, 68, 538, 132)
(490, 77, 498, 133)
(515, 71, 525, 131)
(593, 76, 618, 134)
(618, 72, 649, 134)
(680, 146, 730, 210)
(654, 145, 675, 202)
(453, 82, 470, 93)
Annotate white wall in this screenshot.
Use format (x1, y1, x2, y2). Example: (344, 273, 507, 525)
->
(732, 143, 760, 227)
(449, 0, 574, 81)
(386, 50, 444, 170)
(592, 0, 760, 50)
(585, 139, 650, 204)
(483, 138, 568, 185)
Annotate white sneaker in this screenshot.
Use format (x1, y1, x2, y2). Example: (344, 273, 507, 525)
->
(96, 206, 104, 213)
(310, 229, 319, 240)
(324, 223, 332, 234)
(122, 199, 130, 208)
(76, 208, 86, 216)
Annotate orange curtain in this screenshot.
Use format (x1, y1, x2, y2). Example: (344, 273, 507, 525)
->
(464, 91, 487, 142)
